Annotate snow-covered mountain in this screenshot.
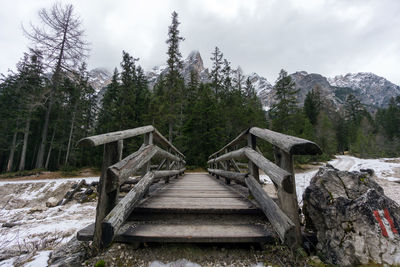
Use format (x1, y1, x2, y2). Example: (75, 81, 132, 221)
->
(89, 51, 400, 111)
(328, 72, 400, 108)
(88, 68, 112, 93)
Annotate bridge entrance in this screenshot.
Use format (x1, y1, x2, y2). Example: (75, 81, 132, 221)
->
(76, 125, 321, 251)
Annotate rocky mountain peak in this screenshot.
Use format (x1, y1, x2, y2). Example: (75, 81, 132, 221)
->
(328, 72, 400, 107)
(88, 68, 112, 93)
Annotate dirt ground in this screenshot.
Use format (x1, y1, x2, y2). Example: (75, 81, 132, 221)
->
(0, 168, 100, 182)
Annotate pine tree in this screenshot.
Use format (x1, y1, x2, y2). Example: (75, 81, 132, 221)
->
(210, 47, 223, 95)
(270, 69, 299, 133)
(303, 86, 321, 125)
(164, 11, 185, 142)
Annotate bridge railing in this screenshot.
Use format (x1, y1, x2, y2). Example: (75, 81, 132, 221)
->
(207, 127, 321, 247)
(78, 125, 185, 250)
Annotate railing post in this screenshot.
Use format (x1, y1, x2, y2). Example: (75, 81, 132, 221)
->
(93, 141, 120, 252)
(247, 134, 260, 182)
(117, 140, 123, 161)
(143, 132, 153, 197)
(224, 149, 231, 184)
(273, 146, 302, 247)
(165, 147, 171, 183)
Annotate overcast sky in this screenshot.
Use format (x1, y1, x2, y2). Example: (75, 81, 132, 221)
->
(1, 0, 399, 84)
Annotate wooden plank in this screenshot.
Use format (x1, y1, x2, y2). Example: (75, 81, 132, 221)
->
(139, 197, 256, 209)
(101, 171, 156, 247)
(78, 125, 154, 147)
(249, 127, 322, 155)
(155, 193, 242, 198)
(244, 148, 293, 193)
(77, 222, 276, 244)
(117, 223, 274, 243)
(245, 175, 296, 246)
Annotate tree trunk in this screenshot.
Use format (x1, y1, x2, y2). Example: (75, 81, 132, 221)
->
(169, 121, 173, 143)
(35, 18, 67, 169)
(64, 107, 77, 166)
(6, 131, 18, 172)
(18, 115, 31, 171)
(36, 88, 54, 169)
(45, 130, 56, 169)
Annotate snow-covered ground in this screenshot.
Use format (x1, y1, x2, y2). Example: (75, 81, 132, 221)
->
(260, 155, 400, 204)
(0, 177, 98, 267)
(1, 156, 400, 266)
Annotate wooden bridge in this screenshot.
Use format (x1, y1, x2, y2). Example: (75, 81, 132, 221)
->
(76, 125, 321, 251)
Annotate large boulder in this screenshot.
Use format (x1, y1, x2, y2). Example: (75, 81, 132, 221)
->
(303, 165, 400, 266)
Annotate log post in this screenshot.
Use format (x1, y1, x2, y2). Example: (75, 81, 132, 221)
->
(165, 147, 171, 184)
(224, 149, 231, 184)
(117, 140, 123, 161)
(143, 132, 153, 196)
(247, 134, 260, 183)
(273, 146, 301, 247)
(93, 141, 120, 252)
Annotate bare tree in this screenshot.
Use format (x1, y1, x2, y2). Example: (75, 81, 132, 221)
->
(23, 3, 89, 169)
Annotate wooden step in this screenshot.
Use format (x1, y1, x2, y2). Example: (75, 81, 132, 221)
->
(77, 222, 276, 243)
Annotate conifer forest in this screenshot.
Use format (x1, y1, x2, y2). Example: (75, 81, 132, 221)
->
(1, 4, 400, 174)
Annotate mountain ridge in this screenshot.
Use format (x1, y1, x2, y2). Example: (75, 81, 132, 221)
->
(89, 51, 400, 110)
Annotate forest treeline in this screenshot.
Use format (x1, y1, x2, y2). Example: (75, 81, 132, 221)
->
(0, 4, 399, 173)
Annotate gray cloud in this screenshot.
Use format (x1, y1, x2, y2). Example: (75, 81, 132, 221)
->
(1, 0, 399, 84)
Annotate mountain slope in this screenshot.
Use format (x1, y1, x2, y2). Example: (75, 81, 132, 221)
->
(89, 51, 400, 111)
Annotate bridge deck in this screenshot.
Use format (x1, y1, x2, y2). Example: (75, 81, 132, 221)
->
(77, 173, 276, 243)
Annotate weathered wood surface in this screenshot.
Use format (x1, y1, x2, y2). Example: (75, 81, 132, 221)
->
(207, 148, 246, 164)
(244, 148, 293, 193)
(135, 173, 261, 214)
(248, 134, 260, 182)
(250, 127, 322, 155)
(207, 168, 246, 185)
(102, 171, 156, 247)
(78, 125, 154, 147)
(78, 173, 276, 244)
(273, 147, 302, 246)
(93, 141, 120, 251)
(245, 175, 296, 245)
(107, 145, 183, 192)
(78, 219, 275, 243)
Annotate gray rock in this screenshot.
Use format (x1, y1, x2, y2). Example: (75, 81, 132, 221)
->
(48, 236, 91, 267)
(46, 197, 59, 207)
(303, 165, 400, 266)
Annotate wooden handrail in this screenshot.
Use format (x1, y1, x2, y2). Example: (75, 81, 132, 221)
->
(207, 126, 322, 248)
(245, 175, 296, 245)
(78, 125, 185, 158)
(249, 127, 321, 155)
(208, 147, 293, 193)
(78, 125, 155, 147)
(85, 125, 186, 251)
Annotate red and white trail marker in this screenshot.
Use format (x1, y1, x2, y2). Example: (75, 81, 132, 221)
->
(373, 208, 398, 239)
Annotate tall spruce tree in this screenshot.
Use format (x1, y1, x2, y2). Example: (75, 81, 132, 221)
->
(164, 11, 184, 142)
(270, 69, 299, 133)
(210, 47, 223, 96)
(303, 86, 321, 125)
